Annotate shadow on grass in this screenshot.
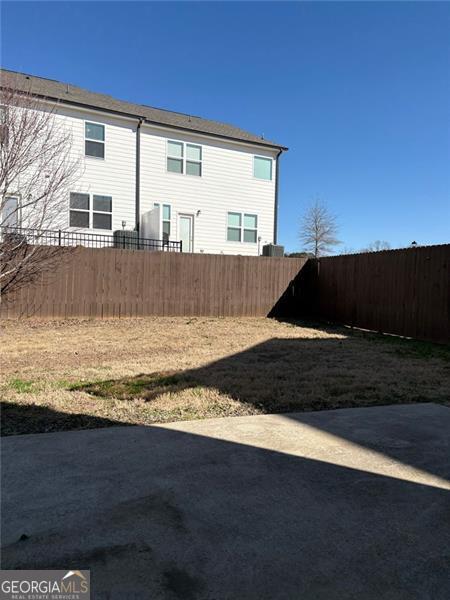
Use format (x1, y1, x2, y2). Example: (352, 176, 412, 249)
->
(0, 401, 128, 437)
(71, 334, 450, 418)
(3, 329, 449, 439)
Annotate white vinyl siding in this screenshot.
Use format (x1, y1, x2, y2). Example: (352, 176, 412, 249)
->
(141, 126, 276, 255)
(21, 103, 276, 254)
(41, 105, 136, 233)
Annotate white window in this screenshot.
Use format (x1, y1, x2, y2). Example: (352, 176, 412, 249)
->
(227, 212, 258, 243)
(2, 195, 19, 227)
(70, 193, 112, 230)
(154, 203, 172, 241)
(186, 144, 202, 176)
(167, 140, 202, 177)
(254, 156, 272, 181)
(162, 204, 171, 240)
(69, 193, 90, 228)
(167, 141, 183, 173)
(92, 195, 112, 230)
(85, 122, 105, 159)
(243, 214, 258, 243)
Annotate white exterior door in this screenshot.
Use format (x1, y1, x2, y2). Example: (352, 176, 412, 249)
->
(179, 214, 194, 252)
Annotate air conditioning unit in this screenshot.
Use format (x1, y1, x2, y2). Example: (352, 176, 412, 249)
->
(113, 230, 139, 250)
(262, 244, 284, 257)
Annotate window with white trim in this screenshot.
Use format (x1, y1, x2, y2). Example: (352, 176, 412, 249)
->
(69, 193, 90, 228)
(85, 122, 105, 158)
(69, 192, 112, 229)
(93, 195, 112, 229)
(2, 195, 19, 227)
(227, 212, 258, 243)
(167, 140, 202, 176)
(254, 156, 272, 180)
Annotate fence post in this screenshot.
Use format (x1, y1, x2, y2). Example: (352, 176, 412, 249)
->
(180, 240, 183, 253)
(58, 230, 61, 246)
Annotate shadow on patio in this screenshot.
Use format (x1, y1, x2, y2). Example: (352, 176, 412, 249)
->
(1, 401, 449, 599)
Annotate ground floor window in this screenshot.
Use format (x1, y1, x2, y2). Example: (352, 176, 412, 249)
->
(2, 195, 20, 227)
(227, 212, 258, 243)
(154, 203, 171, 241)
(69, 193, 112, 230)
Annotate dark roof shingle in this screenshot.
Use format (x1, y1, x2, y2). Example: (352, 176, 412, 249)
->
(1, 69, 287, 150)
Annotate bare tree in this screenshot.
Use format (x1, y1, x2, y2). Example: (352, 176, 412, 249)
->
(361, 240, 391, 253)
(0, 72, 81, 300)
(299, 199, 341, 257)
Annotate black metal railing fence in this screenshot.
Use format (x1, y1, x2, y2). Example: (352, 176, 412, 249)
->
(0, 226, 182, 252)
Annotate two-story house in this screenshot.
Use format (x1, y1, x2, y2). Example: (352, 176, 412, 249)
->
(2, 69, 287, 255)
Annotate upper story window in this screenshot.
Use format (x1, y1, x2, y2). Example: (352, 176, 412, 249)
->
(186, 144, 202, 176)
(167, 140, 202, 177)
(69, 192, 112, 229)
(167, 141, 183, 173)
(85, 122, 105, 159)
(227, 212, 258, 243)
(254, 156, 272, 181)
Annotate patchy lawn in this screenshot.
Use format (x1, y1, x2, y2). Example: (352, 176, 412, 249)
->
(1, 317, 449, 436)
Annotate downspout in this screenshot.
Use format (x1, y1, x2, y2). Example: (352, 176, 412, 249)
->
(135, 118, 144, 232)
(273, 149, 283, 245)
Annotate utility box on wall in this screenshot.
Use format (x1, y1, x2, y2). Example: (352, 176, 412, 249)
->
(262, 244, 285, 257)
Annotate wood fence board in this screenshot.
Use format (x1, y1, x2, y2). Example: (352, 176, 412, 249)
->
(2, 244, 448, 344)
(311, 245, 449, 344)
(1, 248, 305, 321)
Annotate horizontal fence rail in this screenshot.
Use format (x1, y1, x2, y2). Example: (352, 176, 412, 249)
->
(0, 226, 182, 252)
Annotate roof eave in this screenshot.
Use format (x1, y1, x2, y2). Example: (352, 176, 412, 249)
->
(24, 90, 288, 152)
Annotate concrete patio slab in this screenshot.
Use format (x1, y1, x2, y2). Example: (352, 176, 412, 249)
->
(1, 403, 450, 599)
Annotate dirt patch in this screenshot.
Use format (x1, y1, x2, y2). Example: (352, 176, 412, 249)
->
(1, 317, 449, 435)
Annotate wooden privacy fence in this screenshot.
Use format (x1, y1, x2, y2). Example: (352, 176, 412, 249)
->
(300, 244, 450, 344)
(0, 247, 307, 319)
(2, 244, 449, 344)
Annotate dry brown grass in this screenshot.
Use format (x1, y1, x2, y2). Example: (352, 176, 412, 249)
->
(1, 317, 449, 435)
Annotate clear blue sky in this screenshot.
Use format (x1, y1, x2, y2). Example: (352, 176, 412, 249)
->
(2, 1, 449, 252)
